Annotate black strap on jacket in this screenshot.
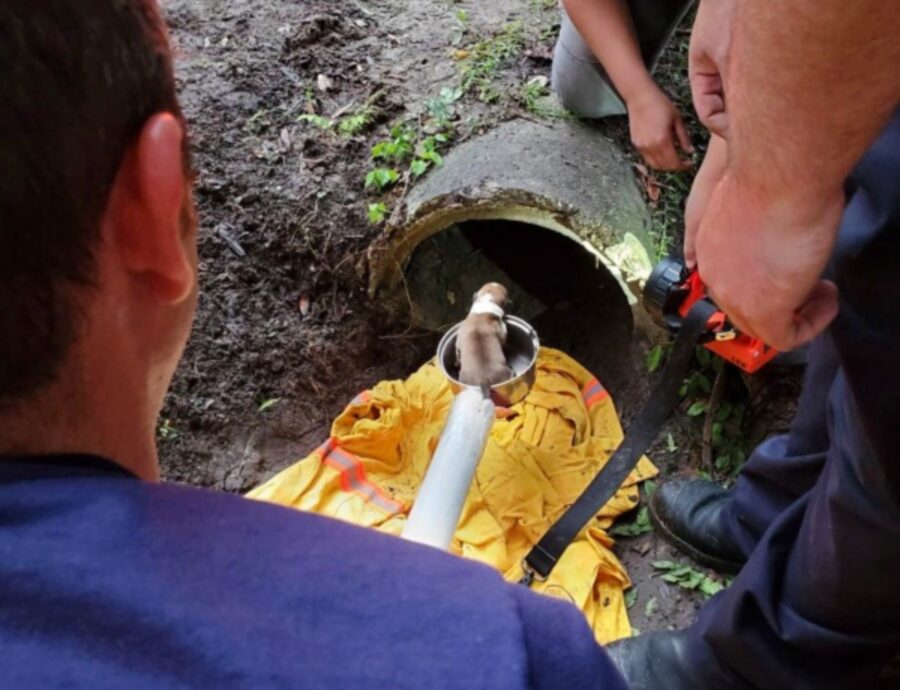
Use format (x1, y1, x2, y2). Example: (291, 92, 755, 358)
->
(520, 300, 718, 586)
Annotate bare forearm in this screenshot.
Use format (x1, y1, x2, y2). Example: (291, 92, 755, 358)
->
(728, 0, 900, 219)
(562, 0, 655, 104)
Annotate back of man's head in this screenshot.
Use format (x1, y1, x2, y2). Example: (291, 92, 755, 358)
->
(0, 1, 183, 403)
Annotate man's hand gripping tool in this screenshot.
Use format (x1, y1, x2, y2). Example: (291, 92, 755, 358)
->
(643, 256, 778, 374)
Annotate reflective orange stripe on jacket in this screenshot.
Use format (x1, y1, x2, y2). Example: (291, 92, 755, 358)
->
(316, 438, 403, 515)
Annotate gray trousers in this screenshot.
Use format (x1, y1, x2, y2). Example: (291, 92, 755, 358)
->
(551, 0, 695, 118)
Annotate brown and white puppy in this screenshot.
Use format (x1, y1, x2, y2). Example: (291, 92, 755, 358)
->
(456, 282, 514, 394)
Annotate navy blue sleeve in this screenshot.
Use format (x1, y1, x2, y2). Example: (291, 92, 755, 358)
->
(510, 586, 629, 690)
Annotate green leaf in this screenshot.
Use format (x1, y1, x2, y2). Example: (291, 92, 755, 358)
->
(367, 202, 389, 225)
(338, 113, 369, 136)
(410, 159, 429, 177)
(365, 167, 400, 190)
(643, 597, 658, 618)
(646, 344, 663, 372)
(666, 432, 678, 452)
(609, 506, 651, 538)
(297, 114, 333, 130)
(687, 401, 708, 417)
(643, 479, 658, 498)
(699, 578, 725, 598)
(624, 589, 638, 610)
(440, 86, 463, 103)
(258, 398, 281, 413)
(684, 571, 705, 588)
(653, 559, 730, 599)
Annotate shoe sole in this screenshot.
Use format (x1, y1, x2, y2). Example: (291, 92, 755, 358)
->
(648, 498, 744, 576)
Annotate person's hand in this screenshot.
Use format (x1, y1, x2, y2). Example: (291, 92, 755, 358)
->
(689, 0, 737, 138)
(628, 86, 694, 171)
(684, 135, 728, 268)
(693, 172, 842, 350)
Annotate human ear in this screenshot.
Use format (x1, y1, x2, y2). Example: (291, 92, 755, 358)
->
(105, 113, 194, 304)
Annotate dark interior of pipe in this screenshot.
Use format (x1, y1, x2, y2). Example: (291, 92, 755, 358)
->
(405, 219, 635, 394)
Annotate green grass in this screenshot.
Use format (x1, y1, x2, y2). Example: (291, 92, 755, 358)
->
(459, 22, 526, 102)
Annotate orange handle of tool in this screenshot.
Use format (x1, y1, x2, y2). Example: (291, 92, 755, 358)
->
(677, 271, 778, 374)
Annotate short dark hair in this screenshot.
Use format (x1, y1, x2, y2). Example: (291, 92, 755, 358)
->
(0, 1, 185, 401)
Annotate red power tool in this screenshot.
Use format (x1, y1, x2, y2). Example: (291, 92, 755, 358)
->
(643, 256, 778, 374)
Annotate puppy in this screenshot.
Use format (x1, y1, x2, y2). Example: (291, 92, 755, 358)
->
(456, 282, 514, 395)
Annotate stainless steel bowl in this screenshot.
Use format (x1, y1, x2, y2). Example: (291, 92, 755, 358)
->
(437, 315, 540, 407)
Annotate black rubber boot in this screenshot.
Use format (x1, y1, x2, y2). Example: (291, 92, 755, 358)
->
(607, 630, 744, 690)
(648, 478, 746, 575)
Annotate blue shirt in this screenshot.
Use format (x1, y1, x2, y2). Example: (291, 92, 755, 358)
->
(0, 455, 626, 689)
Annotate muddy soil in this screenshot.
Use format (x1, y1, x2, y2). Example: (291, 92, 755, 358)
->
(160, 0, 799, 636)
(159, 0, 561, 491)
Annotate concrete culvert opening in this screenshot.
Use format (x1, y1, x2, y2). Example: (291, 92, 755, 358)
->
(405, 219, 634, 394)
(369, 118, 661, 403)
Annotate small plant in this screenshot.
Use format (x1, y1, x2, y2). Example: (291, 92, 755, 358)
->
(426, 86, 463, 128)
(371, 125, 416, 163)
(459, 22, 526, 102)
(679, 347, 717, 398)
(624, 589, 638, 610)
(158, 418, 179, 441)
(518, 76, 572, 119)
(449, 8, 470, 46)
(710, 399, 748, 478)
(258, 398, 281, 413)
(297, 113, 334, 131)
(609, 506, 652, 538)
(245, 108, 272, 135)
(367, 123, 450, 190)
(529, 0, 557, 11)
(418, 135, 446, 164)
(649, 171, 692, 260)
(653, 560, 729, 599)
(666, 432, 678, 452)
(687, 400, 709, 417)
(298, 101, 380, 137)
(520, 77, 547, 108)
(338, 104, 378, 137)
(678, 348, 750, 482)
(365, 167, 400, 190)
(367, 202, 389, 225)
(646, 343, 666, 372)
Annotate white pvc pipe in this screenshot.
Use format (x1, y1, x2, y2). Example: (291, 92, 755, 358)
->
(402, 387, 496, 550)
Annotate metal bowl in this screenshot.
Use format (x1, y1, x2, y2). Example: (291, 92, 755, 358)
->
(437, 315, 540, 407)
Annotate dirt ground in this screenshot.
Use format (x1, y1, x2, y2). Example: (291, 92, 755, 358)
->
(159, 0, 564, 491)
(159, 0, 798, 636)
